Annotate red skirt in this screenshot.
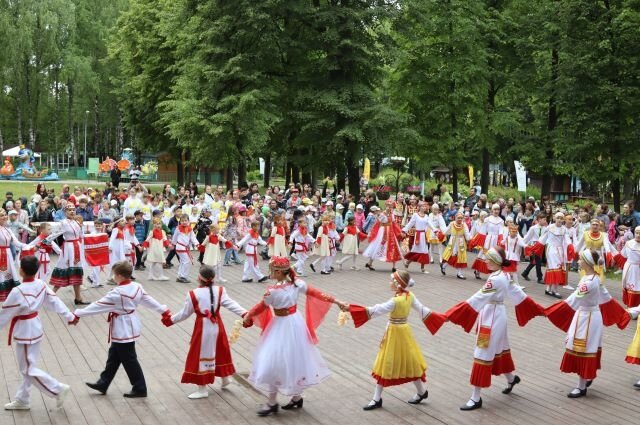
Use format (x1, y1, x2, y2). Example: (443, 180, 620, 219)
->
(446, 255, 467, 269)
(470, 350, 515, 388)
(560, 348, 601, 380)
(502, 261, 518, 273)
(622, 289, 640, 308)
(404, 252, 430, 265)
(372, 372, 426, 388)
(472, 258, 491, 274)
(544, 268, 567, 285)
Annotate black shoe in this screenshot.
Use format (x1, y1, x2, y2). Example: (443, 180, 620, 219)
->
(363, 399, 382, 411)
(586, 380, 593, 388)
(365, 263, 375, 271)
(139, 265, 146, 270)
(633, 382, 640, 389)
(460, 398, 482, 411)
(457, 275, 467, 280)
(440, 263, 446, 276)
(74, 299, 90, 305)
(258, 276, 269, 283)
(474, 271, 481, 280)
(135, 265, 142, 271)
(242, 279, 254, 283)
(552, 292, 562, 299)
(86, 382, 107, 395)
(163, 263, 172, 269)
(330, 267, 334, 272)
(521, 273, 530, 282)
(257, 403, 279, 416)
(321, 271, 331, 275)
(502, 375, 520, 394)
(545, 290, 554, 297)
(407, 390, 428, 405)
(567, 388, 587, 398)
(123, 391, 147, 398)
(131, 275, 136, 280)
(310, 263, 316, 273)
(281, 398, 303, 410)
(537, 279, 544, 284)
(391, 267, 397, 272)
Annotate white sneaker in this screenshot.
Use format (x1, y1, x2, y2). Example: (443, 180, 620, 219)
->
(221, 377, 232, 388)
(565, 285, 575, 290)
(148, 277, 157, 281)
(188, 390, 209, 399)
(4, 400, 30, 410)
(157, 276, 169, 281)
(56, 384, 70, 408)
(218, 278, 228, 283)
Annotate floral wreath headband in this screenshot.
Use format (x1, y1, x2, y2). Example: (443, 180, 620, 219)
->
(269, 256, 291, 271)
(580, 250, 598, 267)
(486, 247, 504, 266)
(391, 271, 415, 290)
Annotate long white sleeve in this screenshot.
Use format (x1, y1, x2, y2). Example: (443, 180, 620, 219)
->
(170, 294, 195, 324)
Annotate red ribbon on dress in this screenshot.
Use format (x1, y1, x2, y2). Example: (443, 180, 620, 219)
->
(209, 234, 219, 244)
(152, 229, 164, 240)
(179, 224, 192, 234)
(66, 239, 81, 265)
(0, 245, 9, 272)
(8, 312, 38, 345)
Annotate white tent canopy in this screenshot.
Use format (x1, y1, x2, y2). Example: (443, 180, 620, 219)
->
(2, 146, 41, 158)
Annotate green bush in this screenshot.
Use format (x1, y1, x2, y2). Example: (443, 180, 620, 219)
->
(247, 170, 262, 183)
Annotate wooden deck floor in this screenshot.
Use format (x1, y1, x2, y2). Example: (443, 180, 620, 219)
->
(2, 254, 639, 425)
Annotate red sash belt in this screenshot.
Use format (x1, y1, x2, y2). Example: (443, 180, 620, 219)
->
(0, 245, 9, 271)
(295, 241, 308, 253)
(107, 311, 134, 343)
(38, 251, 50, 275)
(8, 312, 38, 345)
(273, 305, 297, 317)
(65, 239, 81, 265)
(246, 251, 258, 266)
(177, 242, 193, 264)
(415, 230, 425, 241)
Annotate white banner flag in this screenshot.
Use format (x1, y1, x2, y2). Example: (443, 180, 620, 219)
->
(514, 160, 527, 192)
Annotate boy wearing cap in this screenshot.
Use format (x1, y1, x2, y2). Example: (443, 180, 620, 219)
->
(133, 211, 147, 270)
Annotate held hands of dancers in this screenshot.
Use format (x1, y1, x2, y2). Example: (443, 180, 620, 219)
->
(242, 312, 254, 328)
(335, 300, 350, 312)
(161, 310, 173, 327)
(68, 314, 80, 326)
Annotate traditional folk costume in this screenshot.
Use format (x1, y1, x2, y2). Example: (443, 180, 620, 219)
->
(244, 257, 336, 414)
(311, 223, 339, 274)
(267, 225, 288, 258)
(526, 217, 575, 297)
(289, 227, 315, 275)
(200, 233, 231, 283)
(336, 224, 367, 270)
(500, 226, 527, 287)
(75, 279, 169, 396)
(236, 230, 268, 282)
(363, 208, 404, 271)
(0, 225, 25, 301)
(469, 215, 504, 278)
(575, 226, 617, 279)
(172, 224, 199, 281)
(143, 229, 171, 281)
(625, 305, 640, 387)
(403, 202, 420, 250)
(441, 217, 471, 279)
(166, 284, 246, 399)
(445, 248, 544, 410)
(349, 271, 447, 410)
(402, 208, 436, 272)
(545, 251, 629, 397)
(0, 277, 77, 410)
(86, 228, 109, 287)
(427, 209, 447, 264)
(24, 234, 61, 282)
(49, 218, 85, 289)
(109, 225, 130, 264)
(615, 237, 640, 307)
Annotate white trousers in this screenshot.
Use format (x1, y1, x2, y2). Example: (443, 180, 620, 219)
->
(177, 251, 192, 278)
(90, 265, 111, 286)
(15, 342, 63, 404)
(243, 259, 264, 280)
(294, 252, 309, 274)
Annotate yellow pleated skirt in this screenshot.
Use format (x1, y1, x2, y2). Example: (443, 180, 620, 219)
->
(371, 323, 427, 386)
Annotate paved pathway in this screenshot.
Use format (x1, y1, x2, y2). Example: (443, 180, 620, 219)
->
(1, 254, 639, 425)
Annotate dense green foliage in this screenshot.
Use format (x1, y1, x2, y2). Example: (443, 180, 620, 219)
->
(1, 0, 639, 207)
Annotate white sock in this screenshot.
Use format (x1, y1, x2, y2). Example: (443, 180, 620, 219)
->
(468, 386, 481, 404)
(197, 385, 206, 393)
(413, 379, 425, 395)
(577, 377, 587, 390)
(505, 372, 514, 383)
(372, 384, 383, 402)
(267, 392, 278, 406)
(292, 395, 302, 402)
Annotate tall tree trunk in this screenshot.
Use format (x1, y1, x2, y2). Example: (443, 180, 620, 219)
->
(263, 153, 271, 188)
(481, 148, 490, 196)
(93, 96, 101, 160)
(0, 125, 4, 154)
(623, 175, 633, 201)
(225, 165, 234, 191)
(237, 159, 247, 187)
(347, 159, 359, 196)
(336, 164, 346, 194)
(176, 154, 184, 186)
(68, 81, 77, 167)
(15, 95, 23, 146)
(285, 161, 292, 187)
(543, 47, 559, 200)
(452, 166, 458, 202)
(291, 165, 300, 184)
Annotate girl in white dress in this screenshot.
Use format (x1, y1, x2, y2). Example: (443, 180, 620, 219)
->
(0, 209, 26, 302)
(143, 218, 170, 281)
(201, 224, 230, 283)
(616, 226, 640, 307)
(471, 204, 505, 279)
(336, 216, 366, 270)
(427, 204, 447, 264)
(545, 249, 630, 397)
(164, 265, 247, 399)
(402, 201, 435, 274)
(242, 256, 344, 416)
(446, 247, 545, 411)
